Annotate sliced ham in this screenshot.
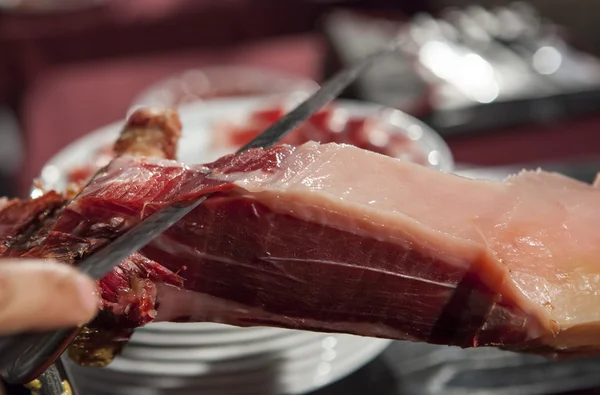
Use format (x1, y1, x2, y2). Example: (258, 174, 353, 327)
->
(5, 108, 600, 367)
(38, 143, 600, 363)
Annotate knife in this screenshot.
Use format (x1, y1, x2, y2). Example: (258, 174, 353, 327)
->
(0, 42, 400, 390)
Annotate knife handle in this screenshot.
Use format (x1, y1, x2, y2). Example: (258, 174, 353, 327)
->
(0, 328, 77, 384)
(25, 361, 76, 395)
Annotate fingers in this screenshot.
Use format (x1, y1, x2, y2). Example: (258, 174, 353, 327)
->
(0, 260, 99, 335)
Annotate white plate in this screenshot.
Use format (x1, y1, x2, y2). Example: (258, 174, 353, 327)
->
(44, 96, 454, 394)
(71, 339, 389, 395)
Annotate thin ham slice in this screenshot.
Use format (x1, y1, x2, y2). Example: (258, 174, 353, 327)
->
(6, 108, 600, 367)
(33, 140, 600, 364)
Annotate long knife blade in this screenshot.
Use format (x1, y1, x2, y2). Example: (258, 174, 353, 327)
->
(0, 43, 399, 386)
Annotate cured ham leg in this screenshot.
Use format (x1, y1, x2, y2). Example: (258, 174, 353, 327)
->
(3, 108, 600, 367)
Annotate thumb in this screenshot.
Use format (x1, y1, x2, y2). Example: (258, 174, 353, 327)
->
(0, 260, 99, 335)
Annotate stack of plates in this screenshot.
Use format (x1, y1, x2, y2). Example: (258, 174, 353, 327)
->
(68, 324, 391, 395)
(42, 96, 454, 395)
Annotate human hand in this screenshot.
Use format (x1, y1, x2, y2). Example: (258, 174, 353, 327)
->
(0, 259, 99, 394)
(0, 259, 99, 335)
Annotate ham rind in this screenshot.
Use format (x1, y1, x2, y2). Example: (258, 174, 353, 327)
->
(41, 140, 600, 364)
